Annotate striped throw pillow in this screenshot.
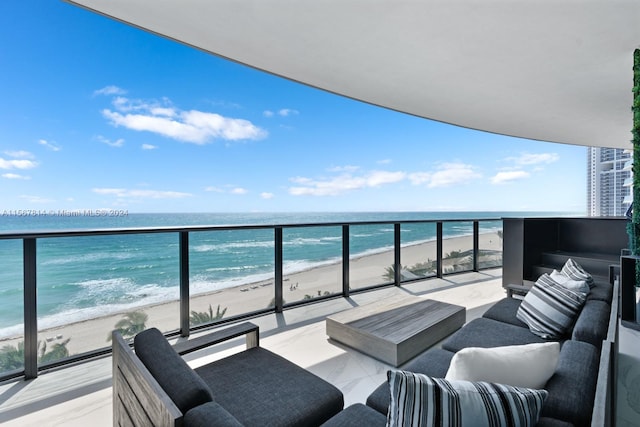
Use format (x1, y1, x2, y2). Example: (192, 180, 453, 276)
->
(561, 258, 594, 288)
(386, 370, 547, 427)
(516, 273, 587, 339)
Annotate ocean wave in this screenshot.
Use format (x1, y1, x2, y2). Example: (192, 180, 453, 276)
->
(0, 284, 180, 340)
(193, 240, 274, 253)
(40, 251, 136, 266)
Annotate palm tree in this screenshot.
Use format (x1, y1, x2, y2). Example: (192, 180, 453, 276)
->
(39, 338, 71, 363)
(190, 304, 227, 326)
(108, 311, 148, 341)
(1, 339, 72, 371)
(0, 342, 25, 371)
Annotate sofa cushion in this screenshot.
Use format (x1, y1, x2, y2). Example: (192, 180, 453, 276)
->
(195, 346, 343, 426)
(541, 340, 599, 426)
(134, 328, 214, 414)
(386, 370, 547, 427)
(441, 317, 546, 353)
(561, 258, 594, 288)
(481, 297, 528, 328)
(587, 280, 614, 304)
(320, 404, 387, 427)
(366, 348, 454, 415)
(571, 299, 610, 348)
(184, 402, 243, 427)
(516, 273, 587, 339)
(445, 342, 560, 389)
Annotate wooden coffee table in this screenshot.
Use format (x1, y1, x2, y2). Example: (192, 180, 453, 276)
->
(326, 295, 465, 366)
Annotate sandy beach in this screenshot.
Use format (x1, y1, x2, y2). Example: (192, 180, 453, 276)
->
(1, 232, 502, 357)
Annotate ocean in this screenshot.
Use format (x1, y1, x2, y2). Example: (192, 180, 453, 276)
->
(0, 211, 569, 338)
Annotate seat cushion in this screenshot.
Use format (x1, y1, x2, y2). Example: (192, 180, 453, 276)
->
(366, 348, 455, 415)
(195, 346, 343, 426)
(441, 318, 547, 353)
(320, 404, 386, 427)
(541, 340, 600, 426)
(482, 297, 528, 328)
(184, 402, 243, 427)
(134, 327, 214, 414)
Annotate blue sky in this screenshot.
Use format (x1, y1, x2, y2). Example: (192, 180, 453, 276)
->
(0, 1, 588, 214)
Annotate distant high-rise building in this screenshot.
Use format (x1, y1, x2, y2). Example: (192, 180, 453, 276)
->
(587, 147, 632, 217)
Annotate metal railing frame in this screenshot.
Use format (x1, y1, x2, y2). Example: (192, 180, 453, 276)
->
(0, 217, 501, 381)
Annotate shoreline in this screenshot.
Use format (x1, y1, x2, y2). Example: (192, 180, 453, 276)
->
(0, 232, 502, 355)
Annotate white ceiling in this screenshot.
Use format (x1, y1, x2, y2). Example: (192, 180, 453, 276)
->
(66, 0, 640, 149)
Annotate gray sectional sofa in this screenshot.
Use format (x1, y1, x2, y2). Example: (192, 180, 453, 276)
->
(323, 263, 617, 427)
(114, 260, 616, 426)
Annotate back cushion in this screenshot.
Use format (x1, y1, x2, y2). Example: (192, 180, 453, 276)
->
(134, 328, 214, 414)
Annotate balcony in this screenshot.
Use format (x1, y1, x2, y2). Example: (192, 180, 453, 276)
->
(0, 267, 504, 426)
(0, 217, 502, 381)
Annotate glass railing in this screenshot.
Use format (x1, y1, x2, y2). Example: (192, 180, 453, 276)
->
(0, 218, 502, 380)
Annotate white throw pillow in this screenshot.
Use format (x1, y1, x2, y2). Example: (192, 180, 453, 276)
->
(445, 342, 560, 389)
(550, 269, 590, 295)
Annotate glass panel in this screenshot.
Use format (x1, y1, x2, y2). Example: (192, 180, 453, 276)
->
(189, 228, 274, 324)
(0, 240, 24, 375)
(349, 223, 394, 289)
(400, 222, 437, 282)
(478, 220, 503, 269)
(36, 233, 180, 362)
(282, 226, 342, 304)
(442, 221, 474, 274)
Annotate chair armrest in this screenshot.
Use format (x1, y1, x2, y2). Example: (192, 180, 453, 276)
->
(173, 322, 259, 355)
(505, 283, 531, 298)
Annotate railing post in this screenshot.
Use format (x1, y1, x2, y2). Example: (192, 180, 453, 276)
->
(342, 225, 350, 297)
(436, 222, 443, 278)
(473, 221, 480, 272)
(23, 238, 38, 379)
(274, 227, 283, 312)
(394, 223, 401, 286)
(179, 231, 190, 337)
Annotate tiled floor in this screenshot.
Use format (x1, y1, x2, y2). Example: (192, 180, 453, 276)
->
(0, 269, 504, 426)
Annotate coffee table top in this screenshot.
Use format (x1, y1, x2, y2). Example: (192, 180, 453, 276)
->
(327, 295, 465, 345)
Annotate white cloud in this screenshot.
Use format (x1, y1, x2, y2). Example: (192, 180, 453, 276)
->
(377, 159, 392, 165)
(408, 172, 431, 185)
(94, 85, 127, 96)
(141, 144, 157, 150)
(38, 139, 61, 151)
(327, 165, 360, 173)
(204, 186, 224, 193)
(96, 135, 125, 147)
(278, 108, 299, 117)
(0, 157, 38, 170)
(261, 192, 274, 199)
(2, 173, 30, 180)
(289, 170, 406, 196)
(19, 195, 54, 204)
(491, 170, 530, 184)
(4, 150, 34, 159)
(231, 187, 248, 195)
(422, 163, 481, 188)
(92, 188, 192, 199)
(102, 95, 267, 144)
(508, 152, 559, 165)
(264, 108, 299, 118)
